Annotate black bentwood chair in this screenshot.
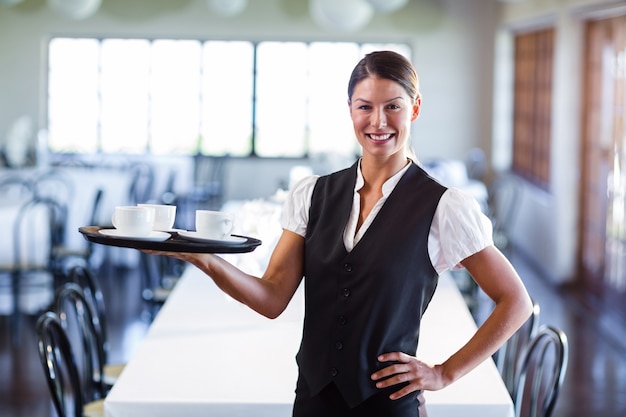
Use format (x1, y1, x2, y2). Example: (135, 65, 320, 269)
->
(36, 311, 105, 417)
(54, 283, 108, 401)
(487, 173, 523, 254)
(66, 264, 126, 388)
(514, 325, 569, 417)
(53, 188, 104, 272)
(1, 197, 66, 345)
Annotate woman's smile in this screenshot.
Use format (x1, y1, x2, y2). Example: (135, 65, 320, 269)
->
(367, 133, 394, 142)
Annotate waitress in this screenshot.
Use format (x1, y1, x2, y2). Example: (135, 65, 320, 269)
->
(147, 50, 532, 417)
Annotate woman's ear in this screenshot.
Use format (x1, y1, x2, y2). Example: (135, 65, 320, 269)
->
(411, 97, 421, 121)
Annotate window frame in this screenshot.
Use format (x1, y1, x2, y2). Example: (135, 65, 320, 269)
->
(45, 37, 411, 159)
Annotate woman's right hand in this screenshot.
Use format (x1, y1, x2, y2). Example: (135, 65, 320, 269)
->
(141, 248, 211, 266)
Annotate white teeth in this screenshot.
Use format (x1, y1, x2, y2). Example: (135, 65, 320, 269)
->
(369, 134, 391, 141)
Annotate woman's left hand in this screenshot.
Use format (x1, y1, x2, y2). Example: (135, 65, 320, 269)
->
(370, 352, 447, 399)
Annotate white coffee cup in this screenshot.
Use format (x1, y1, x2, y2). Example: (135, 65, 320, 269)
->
(138, 204, 176, 231)
(112, 206, 155, 236)
(195, 210, 233, 240)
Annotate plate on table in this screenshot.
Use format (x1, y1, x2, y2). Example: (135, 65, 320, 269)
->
(177, 231, 247, 245)
(79, 226, 261, 254)
(155, 228, 186, 233)
(99, 229, 171, 242)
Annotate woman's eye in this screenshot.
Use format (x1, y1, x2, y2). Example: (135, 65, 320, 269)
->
(358, 105, 371, 110)
(387, 104, 401, 110)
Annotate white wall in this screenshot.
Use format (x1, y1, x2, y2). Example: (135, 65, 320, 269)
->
(0, 0, 499, 166)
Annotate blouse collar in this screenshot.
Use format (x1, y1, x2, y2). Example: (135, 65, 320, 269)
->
(354, 158, 413, 197)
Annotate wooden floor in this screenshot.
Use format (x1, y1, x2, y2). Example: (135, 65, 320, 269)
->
(1, 247, 626, 417)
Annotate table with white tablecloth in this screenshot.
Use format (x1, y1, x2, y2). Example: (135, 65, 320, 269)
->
(104, 264, 513, 417)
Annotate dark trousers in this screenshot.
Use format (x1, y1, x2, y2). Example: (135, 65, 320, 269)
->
(292, 377, 427, 417)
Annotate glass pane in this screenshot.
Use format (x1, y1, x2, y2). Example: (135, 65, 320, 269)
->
(48, 38, 100, 153)
(47, 38, 410, 158)
(200, 41, 254, 156)
(308, 42, 361, 157)
(255, 42, 308, 157)
(150, 40, 202, 155)
(100, 39, 151, 154)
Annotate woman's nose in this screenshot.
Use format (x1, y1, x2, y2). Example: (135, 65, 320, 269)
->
(371, 111, 387, 129)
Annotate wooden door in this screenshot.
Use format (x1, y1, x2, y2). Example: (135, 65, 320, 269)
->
(579, 14, 626, 305)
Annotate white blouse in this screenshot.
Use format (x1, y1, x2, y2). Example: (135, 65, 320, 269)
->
(281, 162, 493, 274)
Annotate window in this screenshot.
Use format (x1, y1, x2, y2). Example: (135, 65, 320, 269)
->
(200, 41, 254, 156)
(512, 28, 554, 190)
(47, 39, 410, 158)
(255, 42, 309, 157)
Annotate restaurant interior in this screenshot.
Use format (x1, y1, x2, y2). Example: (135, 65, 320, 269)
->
(0, 0, 625, 416)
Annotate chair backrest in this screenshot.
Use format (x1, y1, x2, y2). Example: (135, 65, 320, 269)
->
(159, 169, 178, 205)
(78, 188, 105, 264)
(0, 174, 34, 201)
(33, 169, 75, 203)
(464, 147, 487, 181)
(515, 325, 569, 417)
(67, 264, 109, 360)
(88, 188, 104, 227)
(497, 299, 541, 399)
(55, 283, 107, 402)
(487, 173, 523, 250)
(193, 155, 228, 209)
(36, 311, 85, 417)
(12, 197, 67, 271)
(127, 163, 154, 205)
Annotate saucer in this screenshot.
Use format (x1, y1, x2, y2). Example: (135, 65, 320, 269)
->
(177, 231, 247, 245)
(156, 228, 186, 233)
(99, 229, 171, 242)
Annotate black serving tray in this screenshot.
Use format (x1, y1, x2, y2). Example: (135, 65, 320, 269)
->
(79, 226, 262, 254)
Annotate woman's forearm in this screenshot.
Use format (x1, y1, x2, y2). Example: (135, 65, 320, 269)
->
(170, 230, 305, 319)
(438, 287, 532, 385)
(438, 245, 533, 386)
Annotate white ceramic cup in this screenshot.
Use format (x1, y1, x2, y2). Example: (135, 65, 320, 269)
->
(111, 206, 155, 236)
(195, 210, 233, 240)
(138, 203, 176, 231)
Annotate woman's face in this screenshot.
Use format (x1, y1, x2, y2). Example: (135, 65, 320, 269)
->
(349, 76, 420, 160)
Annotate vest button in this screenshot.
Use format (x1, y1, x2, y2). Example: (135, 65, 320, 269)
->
(335, 341, 343, 350)
(343, 263, 352, 272)
(338, 316, 347, 325)
(330, 367, 338, 377)
(342, 288, 351, 297)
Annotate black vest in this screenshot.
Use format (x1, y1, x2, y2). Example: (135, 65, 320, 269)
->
(297, 161, 447, 407)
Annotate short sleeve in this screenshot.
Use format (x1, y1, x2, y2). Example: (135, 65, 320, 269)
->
(429, 187, 494, 274)
(280, 175, 319, 237)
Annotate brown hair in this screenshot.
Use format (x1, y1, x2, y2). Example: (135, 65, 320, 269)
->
(347, 50, 420, 103)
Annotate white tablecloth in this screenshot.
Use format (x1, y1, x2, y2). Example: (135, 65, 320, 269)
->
(104, 266, 513, 417)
